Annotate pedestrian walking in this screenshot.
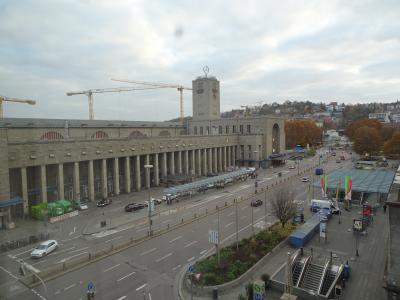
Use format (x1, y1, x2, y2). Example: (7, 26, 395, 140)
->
(383, 204, 387, 214)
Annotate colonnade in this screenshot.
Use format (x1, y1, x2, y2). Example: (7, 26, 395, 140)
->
(19, 146, 237, 216)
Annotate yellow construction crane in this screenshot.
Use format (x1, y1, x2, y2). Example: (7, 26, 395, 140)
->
(66, 86, 165, 120)
(111, 78, 192, 124)
(0, 96, 36, 119)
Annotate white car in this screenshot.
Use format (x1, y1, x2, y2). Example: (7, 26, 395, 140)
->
(289, 165, 296, 169)
(30, 240, 58, 258)
(302, 177, 310, 182)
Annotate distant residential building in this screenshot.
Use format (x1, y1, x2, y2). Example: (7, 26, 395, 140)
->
(369, 112, 391, 123)
(391, 113, 400, 123)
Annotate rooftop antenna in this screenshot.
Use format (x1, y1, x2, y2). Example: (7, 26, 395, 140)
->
(203, 66, 209, 78)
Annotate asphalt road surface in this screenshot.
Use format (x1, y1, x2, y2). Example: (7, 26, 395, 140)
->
(0, 151, 351, 300)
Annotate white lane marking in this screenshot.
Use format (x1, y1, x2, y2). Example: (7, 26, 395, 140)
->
(169, 236, 182, 243)
(162, 219, 172, 224)
(64, 283, 76, 290)
(136, 227, 148, 232)
(149, 293, 152, 300)
(200, 250, 207, 255)
(225, 222, 234, 228)
(32, 259, 47, 266)
(57, 251, 88, 263)
(105, 236, 123, 243)
(49, 246, 75, 256)
(254, 208, 260, 213)
(31, 288, 46, 300)
(172, 264, 181, 271)
(60, 235, 82, 242)
(221, 216, 266, 245)
(103, 263, 121, 273)
(241, 206, 247, 210)
(0, 266, 18, 280)
(227, 212, 235, 217)
(156, 252, 172, 262)
(23, 264, 40, 273)
(140, 248, 157, 256)
(13, 248, 34, 257)
(67, 247, 88, 254)
(117, 296, 127, 300)
(187, 256, 195, 262)
(117, 271, 136, 282)
(136, 283, 147, 291)
(184, 241, 198, 248)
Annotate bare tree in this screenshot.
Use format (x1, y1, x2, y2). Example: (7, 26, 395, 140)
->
(271, 188, 297, 228)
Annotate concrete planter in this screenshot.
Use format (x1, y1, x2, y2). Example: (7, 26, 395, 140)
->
(182, 221, 290, 298)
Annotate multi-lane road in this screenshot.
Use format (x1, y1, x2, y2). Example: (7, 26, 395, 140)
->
(1, 153, 350, 300)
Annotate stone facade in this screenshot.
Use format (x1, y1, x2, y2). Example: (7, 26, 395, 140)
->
(0, 75, 286, 228)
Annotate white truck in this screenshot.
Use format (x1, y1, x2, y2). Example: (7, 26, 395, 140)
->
(310, 199, 340, 215)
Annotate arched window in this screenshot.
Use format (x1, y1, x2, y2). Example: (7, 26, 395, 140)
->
(129, 130, 147, 139)
(272, 124, 280, 153)
(91, 131, 109, 139)
(40, 131, 64, 141)
(194, 127, 198, 135)
(158, 130, 171, 137)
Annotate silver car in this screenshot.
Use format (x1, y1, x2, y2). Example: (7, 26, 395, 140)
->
(30, 240, 58, 258)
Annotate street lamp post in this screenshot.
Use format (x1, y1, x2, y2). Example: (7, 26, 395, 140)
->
(251, 196, 255, 235)
(235, 198, 239, 251)
(144, 164, 153, 236)
(297, 158, 300, 176)
(264, 189, 268, 228)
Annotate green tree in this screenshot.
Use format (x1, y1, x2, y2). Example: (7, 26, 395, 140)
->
(353, 126, 383, 155)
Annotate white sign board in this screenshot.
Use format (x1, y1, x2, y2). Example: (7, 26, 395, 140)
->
(208, 230, 219, 245)
(320, 221, 326, 238)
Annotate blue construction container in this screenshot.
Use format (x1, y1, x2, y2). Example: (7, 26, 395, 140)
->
(289, 214, 321, 247)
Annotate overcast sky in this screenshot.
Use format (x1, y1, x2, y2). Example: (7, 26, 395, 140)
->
(0, 0, 399, 121)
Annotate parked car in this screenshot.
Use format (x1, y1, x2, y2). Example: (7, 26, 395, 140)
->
(302, 177, 310, 182)
(31, 240, 58, 258)
(74, 201, 88, 211)
(97, 198, 112, 207)
(125, 203, 145, 212)
(144, 198, 162, 206)
(289, 165, 296, 169)
(336, 159, 341, 163)
(251, 199, 263, 207)
(162, 194, 178, 202)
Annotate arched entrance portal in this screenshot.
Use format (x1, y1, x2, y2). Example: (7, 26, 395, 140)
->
(272, 123, 280, 153)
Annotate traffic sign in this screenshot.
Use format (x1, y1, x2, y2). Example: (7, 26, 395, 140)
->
(208, 230, 219, 245)
(188, 265, 194, 273)
(87, 281, 94, 291)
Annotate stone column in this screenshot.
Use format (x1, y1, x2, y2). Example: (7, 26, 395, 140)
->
(232, 146, 236, 166)
(203, 148, 208, 175)
(124, 157, 131, 193)
(145, 154, 151, 189)
(170, 152, 175, 175)
(101, 159, 107, 199)
(40, 165, 47, 203)
(223, 146, 227, 171)
(208, 148, 213, 174)
(58, 163, 64, 200)
(197, 149, 202, 176)
(162, 152, 167, 180)
(184, 150, 189, 175)
(214, 148, 218, 173)
(191, 150, 196, 176)
(154, 153, 159, 186)
(88, 160, 95, 201)
(177, 151, 182, 174)
(135, 155, 141, 191)
(114, 158, 120, 195)
(228, 146, 231, 167)
(218, 147, 222, 172)
(73, 162, 80, 201)
(21, 167, 29, 216)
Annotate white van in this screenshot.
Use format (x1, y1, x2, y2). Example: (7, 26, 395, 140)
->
(310, 199, 339, 214)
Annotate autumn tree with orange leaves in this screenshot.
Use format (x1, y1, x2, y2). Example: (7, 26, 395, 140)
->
(353, 126, 383, 155)
(285, 120, 322, 148)
(345, 119, 382, 141)
(383, 131, 400, 158)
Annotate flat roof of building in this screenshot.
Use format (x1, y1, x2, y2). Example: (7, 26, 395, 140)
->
(313, 168, 396, 194)
(0, 118, 183, 129)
